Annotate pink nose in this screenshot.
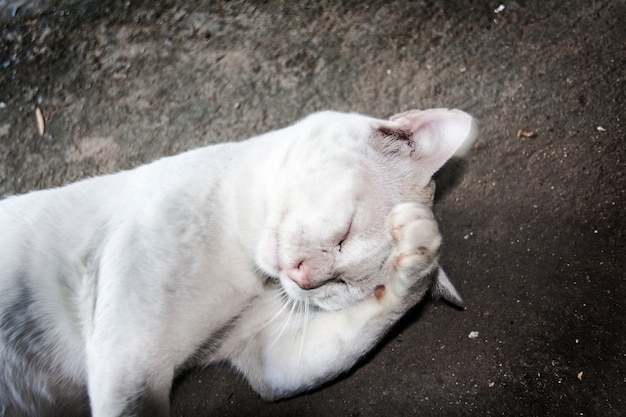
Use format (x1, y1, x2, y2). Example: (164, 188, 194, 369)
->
(286, 260, 312, 289)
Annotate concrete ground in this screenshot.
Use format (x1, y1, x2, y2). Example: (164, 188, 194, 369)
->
(0, 0, 624, 415)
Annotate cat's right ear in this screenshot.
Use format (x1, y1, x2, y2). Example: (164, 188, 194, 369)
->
(373, 108, 477, 178)
(432, 268, 465, 309)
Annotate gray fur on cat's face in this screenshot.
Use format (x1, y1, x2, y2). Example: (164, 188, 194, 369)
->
(255, 112, 437, 311)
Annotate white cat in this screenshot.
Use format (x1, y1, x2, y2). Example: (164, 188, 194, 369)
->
(0, 108, 476, 417)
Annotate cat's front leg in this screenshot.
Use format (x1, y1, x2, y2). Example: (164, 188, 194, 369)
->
(235, 202, 444, 400)
(86, 332, 173, 417)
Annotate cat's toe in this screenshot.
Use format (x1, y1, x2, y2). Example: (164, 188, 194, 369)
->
(389, 202, 441, 281)
(390, 202, 434, 242)
(393, 218, 441, 270)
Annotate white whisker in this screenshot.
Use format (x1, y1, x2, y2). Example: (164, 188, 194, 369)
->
(246, 289, 290, 336)
(270, 296, 297, 348)
(298, 297, 310, 363)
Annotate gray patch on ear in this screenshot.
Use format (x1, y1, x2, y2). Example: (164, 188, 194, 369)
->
(372, 126, 415, 156)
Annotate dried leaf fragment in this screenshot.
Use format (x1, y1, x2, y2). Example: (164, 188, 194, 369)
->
(35, 107, 45, 136)
(517, 129, 536, 138)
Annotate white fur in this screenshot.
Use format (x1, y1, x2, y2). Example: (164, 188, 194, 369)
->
(0, 109, 475, 416)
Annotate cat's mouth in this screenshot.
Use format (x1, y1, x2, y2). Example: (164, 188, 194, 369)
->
(276, 271, 364, 312)
(277, 270, 346, 291)
(289, 274, 347, 291)
(309, 275, 347, 290)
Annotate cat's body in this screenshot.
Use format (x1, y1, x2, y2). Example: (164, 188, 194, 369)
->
(0, 109, 475, 417)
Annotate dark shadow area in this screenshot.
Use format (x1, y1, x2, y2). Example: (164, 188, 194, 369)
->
(433, 157, 468, 204)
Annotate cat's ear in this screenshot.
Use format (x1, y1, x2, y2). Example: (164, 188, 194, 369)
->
(432, 268, 465, 309)
(375, 108, 477, 177)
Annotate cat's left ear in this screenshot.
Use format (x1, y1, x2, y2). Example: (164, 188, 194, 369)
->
(377, 108, 477, 178)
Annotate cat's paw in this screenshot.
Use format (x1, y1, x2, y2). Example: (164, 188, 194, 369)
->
(389, 202, 441, 288)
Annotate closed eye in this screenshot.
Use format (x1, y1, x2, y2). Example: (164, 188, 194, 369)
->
(336, 218, 353, 252)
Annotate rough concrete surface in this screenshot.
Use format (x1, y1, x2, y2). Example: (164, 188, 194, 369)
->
(0, 0, 624, 416)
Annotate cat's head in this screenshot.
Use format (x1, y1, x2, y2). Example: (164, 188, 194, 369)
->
(255, 109, 476, 311)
